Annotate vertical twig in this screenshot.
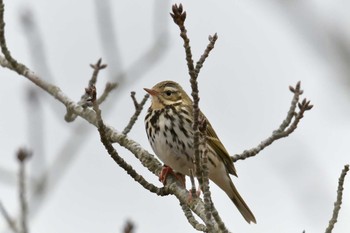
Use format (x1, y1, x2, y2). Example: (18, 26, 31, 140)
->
(171, 5, 224, 231)
(122, 220, 134, 233)
(325, 164, 349, 233)
(200, 133, 213, 232)
(17, 148, 31, 233)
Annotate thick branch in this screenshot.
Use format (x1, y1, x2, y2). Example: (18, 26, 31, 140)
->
(180, 202, 207, 231)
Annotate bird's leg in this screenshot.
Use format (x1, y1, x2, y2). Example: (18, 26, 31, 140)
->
(159, 165, 186, 188)
(188, 186, 202, 202)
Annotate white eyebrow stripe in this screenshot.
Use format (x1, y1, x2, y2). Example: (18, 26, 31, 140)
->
(164, 87, 178, 92)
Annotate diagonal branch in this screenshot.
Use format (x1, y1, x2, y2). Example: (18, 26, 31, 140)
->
(232, 81, 313, 162)
(92, 95, 170, 197)
(180, 202, 207, 231)
(96, 82, 118, 105)
(0, 201, 19, 233)
(65, 59, 115, 122)
(194, 33, 218, 77)
(122, 92, 149, 135)
(1, 0, 170, 222)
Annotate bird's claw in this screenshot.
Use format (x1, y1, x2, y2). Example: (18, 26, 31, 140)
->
(159, 165, 186, 188)
(188, 187, 201, 202)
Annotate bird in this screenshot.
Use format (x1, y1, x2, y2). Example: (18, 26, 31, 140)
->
(144, 80, 256, 224)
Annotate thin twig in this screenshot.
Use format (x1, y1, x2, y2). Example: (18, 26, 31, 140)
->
(17, 148, 31, 233)
(194, 33, 218, 77)
(65, 59, 108, 122)
(325, 164, 349, 233)
(89, 58, 107, 86)
(232, 81, 313, 162)
(122, 220, 134, 233)
(170, 4, 196, 81)
(122, 92, 149, 135)
(96, 82, 118, 105)
(0, 201, 19, 233)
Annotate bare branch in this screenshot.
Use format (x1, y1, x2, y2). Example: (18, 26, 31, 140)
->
(211, 202, 228, 233)
(17, 148, 31, 233)
(0, 0, 174, 225)
(180, 202, 207, 232)
(0, 1, 26, 74)
(194, 33, 218, 77)
(0, 201, 19, 233)
(232, 81, 313, 162)
(170, 4, 196, 81)
(122, 220, 134, 233)
(97, 82, 118, 105)
(171, 1, 201, 187)
(65, 59, 108, 122)
(93, 95, 170, 196)
(122, 92, 149, 135)
(325, 164, 349, 233)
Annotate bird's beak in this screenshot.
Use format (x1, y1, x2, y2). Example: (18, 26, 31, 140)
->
(144, 88, 159, 96)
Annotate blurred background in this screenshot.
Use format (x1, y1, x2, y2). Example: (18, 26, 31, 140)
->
(1, 0, 350, 232)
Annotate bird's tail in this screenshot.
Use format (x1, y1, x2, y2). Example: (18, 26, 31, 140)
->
(227, 179, 256, 224)
(211, 173, 256, 224)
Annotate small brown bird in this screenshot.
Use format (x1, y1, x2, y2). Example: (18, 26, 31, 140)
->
(144, 80, 256, 224)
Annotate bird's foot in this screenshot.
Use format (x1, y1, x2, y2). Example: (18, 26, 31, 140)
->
(159, 165, 186, 188)
(188, 187, 201, 202)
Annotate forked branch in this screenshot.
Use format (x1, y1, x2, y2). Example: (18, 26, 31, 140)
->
(232, 81, 313, 162)
(122, 92, 149, 135)
(171, 4, 225, 232)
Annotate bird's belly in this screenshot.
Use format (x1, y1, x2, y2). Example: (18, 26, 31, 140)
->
(146, 106, 195, 176)
(151, 132, 194, 176)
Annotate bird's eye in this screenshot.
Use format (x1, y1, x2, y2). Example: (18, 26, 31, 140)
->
(165, 90, 172, 96)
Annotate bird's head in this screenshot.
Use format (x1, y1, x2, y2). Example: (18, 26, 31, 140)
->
(144, 80, 192, 109)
